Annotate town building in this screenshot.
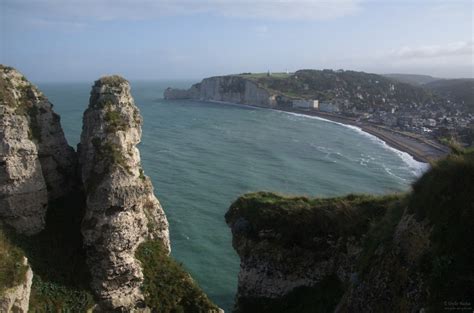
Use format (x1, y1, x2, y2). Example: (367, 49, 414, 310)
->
(319, 101, 340, 113)
(292, 99, 319, 109)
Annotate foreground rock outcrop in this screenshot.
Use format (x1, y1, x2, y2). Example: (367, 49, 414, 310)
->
(1, 66, 220, 312)
(78, 76, 170, 310)
(227, 149, 474, 313)
(0, 65, 77, 234)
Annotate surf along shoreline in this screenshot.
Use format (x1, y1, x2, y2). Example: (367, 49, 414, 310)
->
(203, 100, 450, 164)
(277, 107, 450, 163)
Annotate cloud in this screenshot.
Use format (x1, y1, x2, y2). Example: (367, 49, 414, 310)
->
(392, 41, 473, 59)
(4, 0, 362, 22)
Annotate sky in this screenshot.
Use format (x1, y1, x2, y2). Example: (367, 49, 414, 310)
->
(1, 0, 473, 82)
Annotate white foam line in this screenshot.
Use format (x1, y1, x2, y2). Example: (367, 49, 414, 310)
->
(193, 100, 429, 177)
(280, 111, 429, 177)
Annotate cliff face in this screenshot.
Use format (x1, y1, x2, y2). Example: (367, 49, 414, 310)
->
(1, 67, 220, 312)
(227, 150, 474, 313)
(164, 76, 279, 107)
(78, 76, 170, 310)
(0, 65, 77, 235)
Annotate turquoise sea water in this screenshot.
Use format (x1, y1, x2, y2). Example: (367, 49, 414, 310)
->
(38, 80, 427, 311)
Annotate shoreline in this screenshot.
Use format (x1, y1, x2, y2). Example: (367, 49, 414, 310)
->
(204, 100, 450, 163)
(277, 108, 450, 163)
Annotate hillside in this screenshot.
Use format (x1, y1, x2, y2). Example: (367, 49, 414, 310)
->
(424, 79, 474, 113)
(383, 73, 440, 86)
(166, 69, 448, 113)
(226, 147, 474, 312)
(239, 69, 442, 112)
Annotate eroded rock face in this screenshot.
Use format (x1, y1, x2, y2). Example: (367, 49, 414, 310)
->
(164, 76, 278, 107)
(0, 65, 77, 234)
(0, 257, 33, 313)
(78, 75, 170, 311)
(228, 217, 362, 306)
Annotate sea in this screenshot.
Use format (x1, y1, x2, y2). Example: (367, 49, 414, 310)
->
(37, 80, 428, 312)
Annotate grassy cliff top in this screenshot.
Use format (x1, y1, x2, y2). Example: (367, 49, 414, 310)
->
(220, 69, 440, 105)
(226, 192, 403, 248)
(94, 75, 128, 87)
(227, 147, 474, 311)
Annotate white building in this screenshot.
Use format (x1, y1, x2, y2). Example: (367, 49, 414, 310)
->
(319, 101, 340, 113)
(292, 99, 319, 109)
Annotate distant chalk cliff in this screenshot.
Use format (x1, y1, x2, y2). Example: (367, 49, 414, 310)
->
(164, 75, 286, 107)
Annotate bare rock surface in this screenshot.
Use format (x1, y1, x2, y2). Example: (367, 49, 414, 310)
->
(78, 75, 170, 311)
(0, 65, 77, 234)
(164, 76, 280, 107)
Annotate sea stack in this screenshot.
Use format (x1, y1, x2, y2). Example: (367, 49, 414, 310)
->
(0, 65, 77, 235)
(78, 76, 170, 310)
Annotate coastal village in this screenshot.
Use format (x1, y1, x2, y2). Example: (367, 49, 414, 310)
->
(164, 69, 473, 158)
(289, 91, 473, 143)
(262, 70, 474, 146)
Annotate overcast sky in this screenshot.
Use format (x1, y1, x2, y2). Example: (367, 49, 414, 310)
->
(1, 0, 472, 82)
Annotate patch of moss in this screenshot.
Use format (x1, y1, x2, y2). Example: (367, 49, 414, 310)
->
(86, 139, 132, 193)
(136, 240, 220, 312)
(104, 109, 128, 133)
(139, 168, 146, 181)
(1, 75, 43, 143)
(0, 227, 28, 295)
(102, 142, 130, 171)
(235, 274, 344, 313)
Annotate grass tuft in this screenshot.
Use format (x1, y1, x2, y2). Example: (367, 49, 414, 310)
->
(0, 227, 28, 295)
(136, 240, 220, 313)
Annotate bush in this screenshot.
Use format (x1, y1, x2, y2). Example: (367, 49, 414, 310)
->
(0, 227, 28, 295)
(226, 192, 401, 249)
(409, 148, 474, 309)
(136, 240, 220, 313)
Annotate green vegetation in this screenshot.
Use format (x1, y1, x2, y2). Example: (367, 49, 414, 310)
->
(96, 75, 128, 87)
(0, 228, 29, 295)
(229, 149, 474, 312)
(101, 142, 130, 171)
(238, 72, 291, 79)
(87, 139, 132, 193)
(425, 78, 474, 113)
(235, 274, 344, 313)
(226, 192, 401, 249)
(357, 198, 406, 275)
(0, 73, 43, 143)
(139, 168, 145, 180)
(4, 192, 95, 312)
(104, 109, 128, 133)
(409, 147, 474, 309)
(233, 69, 439, 110)
(135, 240, 220, 313)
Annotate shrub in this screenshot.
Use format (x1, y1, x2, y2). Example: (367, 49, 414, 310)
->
(136, 240, 220, 312)
(0, 227, 28, 295)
